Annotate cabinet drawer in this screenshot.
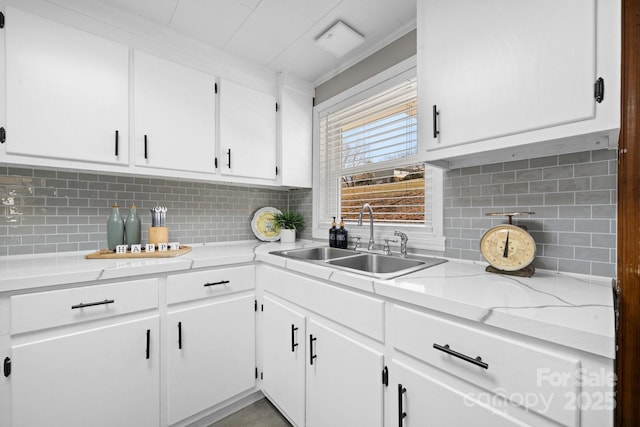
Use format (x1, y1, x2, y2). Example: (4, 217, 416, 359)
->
(392, 304, 581, 427)
(167, 265, 254, 304)
(11, 279, 159, 334)
(261, 265, 384, 342)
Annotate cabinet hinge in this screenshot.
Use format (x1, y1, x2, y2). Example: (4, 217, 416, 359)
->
(215, 83, 218, 94)
(0, 127, 5, 144)
(0, 12, 4, 29)
(594, 77, 605, 103)
(382, 366, 388, 387)
(3, 357, 10, 378)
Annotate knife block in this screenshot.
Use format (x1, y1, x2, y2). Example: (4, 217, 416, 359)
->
(148, 226, 169, 246)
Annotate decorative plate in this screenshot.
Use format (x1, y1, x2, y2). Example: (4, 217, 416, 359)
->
(251, 207, 282, 241)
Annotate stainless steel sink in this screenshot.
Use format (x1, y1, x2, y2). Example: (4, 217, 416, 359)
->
(270, 246, 447, 279)
(272, 246, 358, 261)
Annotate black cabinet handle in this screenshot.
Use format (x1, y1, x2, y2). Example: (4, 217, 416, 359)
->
(204, 280, 230, 287)
(309, 335, 317, 365)
(146, 329, 151, 360)
(144, 135, 148, 159)
(226, 148, 232, 168)
(291, 324, 299, 352)
(432, 105, 440, 138)
(71, 299, 115, 309)
(178, 322, 182, 349)
(115, 130, 119, 156)
(433, 343, 488, 369)
(398, 384, 407, 426)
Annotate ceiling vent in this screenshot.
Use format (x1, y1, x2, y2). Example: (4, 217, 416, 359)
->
(315, 21, 364, 58)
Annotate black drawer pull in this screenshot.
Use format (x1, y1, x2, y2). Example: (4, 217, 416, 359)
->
(398, 384, 407, 426)
(309, 335, 317, 365)
(433, 343, 488, 369)
(71, 299, 115, 309)
(291, 324, 299, 352)
(432, 105, 440, 138)
(144, 134, 148, 159)
(178, 322, 182, 349)
(226, 148, 232, 168)
(115, 130, 119, 156)
(204, 280, 230, 287)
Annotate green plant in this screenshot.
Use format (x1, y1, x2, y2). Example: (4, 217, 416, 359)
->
(273, 211, 305, 231)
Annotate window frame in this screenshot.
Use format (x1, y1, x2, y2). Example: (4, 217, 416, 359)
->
(312, 57, 445, 252)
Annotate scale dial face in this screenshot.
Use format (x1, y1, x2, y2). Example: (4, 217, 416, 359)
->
(480, 224, 536, 271)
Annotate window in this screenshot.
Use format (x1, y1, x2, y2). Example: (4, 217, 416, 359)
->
(313, 60, 444, 251)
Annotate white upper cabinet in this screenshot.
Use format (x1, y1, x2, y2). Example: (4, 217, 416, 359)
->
(419, 0, 620, 168)
(4, 7, 129, 165)
(134, 51, 217, 174)
(219, 79, 277, 180)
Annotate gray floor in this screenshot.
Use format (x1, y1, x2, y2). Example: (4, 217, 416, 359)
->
(209, 398, 291, 427)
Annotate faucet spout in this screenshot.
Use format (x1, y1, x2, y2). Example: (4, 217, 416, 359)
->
(358, 203, 375, 251)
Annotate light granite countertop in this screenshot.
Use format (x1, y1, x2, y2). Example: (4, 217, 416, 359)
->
(0, 240, 615, 359)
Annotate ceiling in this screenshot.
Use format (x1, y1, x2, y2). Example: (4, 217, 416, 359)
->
(92, 0, 417, 85)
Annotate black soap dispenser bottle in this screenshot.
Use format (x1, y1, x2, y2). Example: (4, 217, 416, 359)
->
(329, 217, 338, 247)
(337, 217, 348, 249)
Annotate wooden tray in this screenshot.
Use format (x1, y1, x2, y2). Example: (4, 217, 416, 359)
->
(85, 246, 192, 259)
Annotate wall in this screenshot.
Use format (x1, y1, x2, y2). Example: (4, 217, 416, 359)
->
(443, 149, 617, 278)
(0, 167, 294, 256)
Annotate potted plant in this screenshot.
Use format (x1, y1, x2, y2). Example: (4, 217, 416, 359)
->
(273, 210, 305, 243)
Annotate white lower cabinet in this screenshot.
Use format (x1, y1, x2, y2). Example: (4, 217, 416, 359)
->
(261, 296, 306, 426)
(11, 316, 160, 427)
(389, 360, 527, 427)
(167, 295, 256, 425)
(306, 319, 384, 427)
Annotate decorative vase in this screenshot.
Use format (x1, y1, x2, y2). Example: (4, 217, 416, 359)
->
(280, 228, 296, 243)
(125, 204, 141, 245)
(107, 203, 124, 251)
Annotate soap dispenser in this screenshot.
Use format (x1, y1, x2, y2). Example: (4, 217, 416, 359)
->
(337, 217, 348, 249)
(329, 217, 337, 247)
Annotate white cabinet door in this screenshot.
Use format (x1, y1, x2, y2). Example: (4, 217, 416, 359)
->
(419, 0, 619, 167)
(262, 296, 306, 426)
(389, 360, 528, 427)
(219, 79, 277, 180)
(134, 51, 217, 173)
(423, 0, 595, 149)
(278, 84, 312, 188)
(306, 319, 384, 427)
(11, 316, 160, 427)
(167, 295, 256, 425)
(5, 7, 129, 164)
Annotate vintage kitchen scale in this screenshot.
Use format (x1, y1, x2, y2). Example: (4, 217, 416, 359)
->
(479, 211, 536, 277)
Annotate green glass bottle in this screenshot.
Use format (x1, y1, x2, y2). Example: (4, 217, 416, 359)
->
(107, 203, 124, 251)
(125, 203, 141, 245)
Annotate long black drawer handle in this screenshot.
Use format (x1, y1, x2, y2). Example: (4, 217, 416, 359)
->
(115, 130, 119, 156)
(291, 324, 299, 352)
(178, 322, 182, 349)
(398, 384, 407, 426)
(71, 299, 115, 309)
(144, 134, 148, 159)
(309, 335, 317, 365)
(204, 280, 230, 287)
(433, 343, 488, 369)
(226, 148, 232, 168)
(146, 329, 151, 360)
(432, 105, 440, 138)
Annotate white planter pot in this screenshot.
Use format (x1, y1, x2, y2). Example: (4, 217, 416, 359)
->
(279, 229, 296, 243)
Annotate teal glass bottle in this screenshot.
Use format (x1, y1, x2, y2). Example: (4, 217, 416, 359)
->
(107, 203, 124, 251)
(125, 203, 141, 245)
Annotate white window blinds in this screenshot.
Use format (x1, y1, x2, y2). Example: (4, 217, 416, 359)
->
(317, 77, 434, 230)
